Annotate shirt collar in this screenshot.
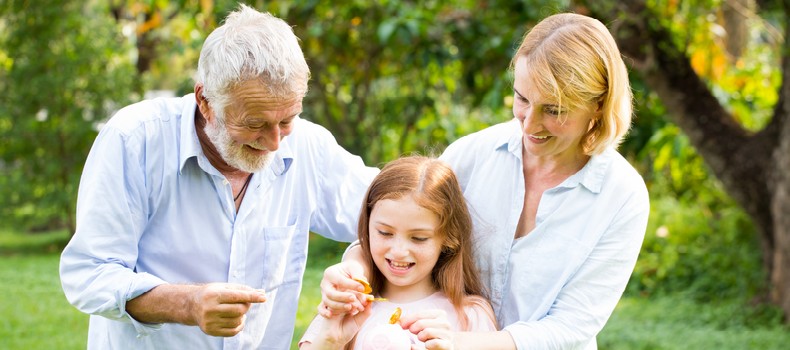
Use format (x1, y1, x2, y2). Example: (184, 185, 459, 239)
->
(178, 93, 294, 176)
(558, 148, 613, 193)
(495, 118, 523, 157)
(179, 94, 201, 175)
(494, 117, 612, 193)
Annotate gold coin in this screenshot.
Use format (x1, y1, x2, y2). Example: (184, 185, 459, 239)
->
(389, 307, 402, 324)
(366, 295, 388, 302)
(353, 277, 373, 294)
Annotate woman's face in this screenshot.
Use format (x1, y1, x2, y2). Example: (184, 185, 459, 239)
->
(368, 195, 442, 300)
(512, 56, 599, 162)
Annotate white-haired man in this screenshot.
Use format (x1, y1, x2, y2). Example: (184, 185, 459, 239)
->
(59, 5, 377, 349)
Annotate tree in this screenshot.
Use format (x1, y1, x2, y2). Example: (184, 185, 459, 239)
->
(0, 0, 136, 233)
(579, 0, 790, 321)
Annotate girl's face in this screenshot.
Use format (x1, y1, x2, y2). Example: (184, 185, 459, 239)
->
(369, 195, 442, 301)
(512, 56, 599, 162)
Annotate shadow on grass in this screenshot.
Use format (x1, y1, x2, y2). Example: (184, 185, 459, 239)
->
(0, 229, 71, 256)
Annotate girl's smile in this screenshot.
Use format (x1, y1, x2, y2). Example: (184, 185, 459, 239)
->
(368, 195, 442, 302)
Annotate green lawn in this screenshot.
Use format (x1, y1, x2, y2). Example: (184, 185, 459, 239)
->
(2, 231, 788, 349)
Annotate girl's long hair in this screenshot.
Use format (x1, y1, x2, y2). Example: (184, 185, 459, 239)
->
(358, 156, 488, 330)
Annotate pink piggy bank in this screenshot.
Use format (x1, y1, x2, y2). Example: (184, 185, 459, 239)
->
(358, 323, 412, 350)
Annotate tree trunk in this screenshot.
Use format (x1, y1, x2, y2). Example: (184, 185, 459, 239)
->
(772, 66, 790, 318)
(581, 0, 790, 322)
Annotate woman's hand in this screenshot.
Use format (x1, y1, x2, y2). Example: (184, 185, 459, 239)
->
(400, 309, 454, 350)
(319, 260, 369, 317)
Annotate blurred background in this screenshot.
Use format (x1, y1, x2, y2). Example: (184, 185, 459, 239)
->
(1, 0, 789, 349)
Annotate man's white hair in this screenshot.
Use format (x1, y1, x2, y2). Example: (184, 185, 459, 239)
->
(195, 4, 309, 121)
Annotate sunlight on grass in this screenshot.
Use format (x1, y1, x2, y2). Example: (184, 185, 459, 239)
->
(599, 295, 788, 349)
(0, 229, 70, 254)
(0, 254, 88, 349)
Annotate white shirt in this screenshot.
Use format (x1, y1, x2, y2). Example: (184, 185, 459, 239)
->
(59, 94, 378, 350)
(440, 119, 649, 350)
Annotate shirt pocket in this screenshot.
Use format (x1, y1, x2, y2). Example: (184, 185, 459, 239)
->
(246, 223, 301, 292)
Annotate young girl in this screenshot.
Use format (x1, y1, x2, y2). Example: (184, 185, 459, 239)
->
(299, 156, 497, 349)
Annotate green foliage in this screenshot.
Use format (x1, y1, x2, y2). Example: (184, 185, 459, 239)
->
(0, 0, 135, 232)
(258, 0, 553, 163)
(627, 124, 766, 300)
(599, 295, 788, 350)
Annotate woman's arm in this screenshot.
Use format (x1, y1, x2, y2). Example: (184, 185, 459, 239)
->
(453, 331, 516, 350)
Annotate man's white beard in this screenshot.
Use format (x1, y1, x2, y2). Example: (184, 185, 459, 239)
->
(204, 117, 274, 173)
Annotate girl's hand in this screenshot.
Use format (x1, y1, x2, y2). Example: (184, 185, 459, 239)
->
(319, 261, 369, 317)
(304, 303, 373, 349)
(400, 309, 454, 350)
(324, 304, 373, 347)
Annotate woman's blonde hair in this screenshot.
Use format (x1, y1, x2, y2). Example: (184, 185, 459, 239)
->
(358, 156, 488, 330)
(511, 13, 633, 155)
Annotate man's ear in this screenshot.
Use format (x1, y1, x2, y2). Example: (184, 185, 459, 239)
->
(194, 83, 212, 122)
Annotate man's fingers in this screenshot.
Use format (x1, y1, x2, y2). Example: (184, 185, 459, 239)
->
(213, 287, 267, 304)
(201, 315, 247, 337)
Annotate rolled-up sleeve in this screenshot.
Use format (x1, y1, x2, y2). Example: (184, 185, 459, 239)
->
(59, 125, 166, 335)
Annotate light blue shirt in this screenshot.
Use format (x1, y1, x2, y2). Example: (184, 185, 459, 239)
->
(440, 119, 649, 350)
(59, 94, 378, 350)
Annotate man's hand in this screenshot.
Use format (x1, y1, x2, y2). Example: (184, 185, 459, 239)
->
(126, 282, 267, 337)
(318, 261, 368, 318)
(189, 283, 268, 337)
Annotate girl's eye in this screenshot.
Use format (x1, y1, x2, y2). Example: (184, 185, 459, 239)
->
(412, 237, 428, 242)
(377, 230, 392, 236)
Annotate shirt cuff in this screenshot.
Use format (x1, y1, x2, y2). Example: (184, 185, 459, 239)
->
(119, 272, 168, 337)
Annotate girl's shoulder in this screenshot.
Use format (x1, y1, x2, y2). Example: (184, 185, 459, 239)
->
(461, 295, 498, 331)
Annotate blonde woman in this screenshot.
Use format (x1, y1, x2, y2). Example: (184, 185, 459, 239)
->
(323, 13, 649, 350)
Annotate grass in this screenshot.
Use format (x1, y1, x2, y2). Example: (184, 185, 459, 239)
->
(599, 294, 788, 349)
(2, 231, 788, 349)
(0, 253, 89, 349)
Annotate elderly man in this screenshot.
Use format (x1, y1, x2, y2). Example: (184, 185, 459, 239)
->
(59, 4, 377, 349)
